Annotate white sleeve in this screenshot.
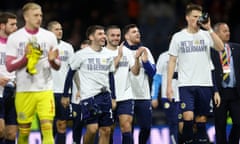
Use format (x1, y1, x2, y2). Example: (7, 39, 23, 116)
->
(67, 44, 75, 63)
(6, 35, 17, 57)
(168, 35, 179, 57)
(146, 48, 155, 64)
(69, 52, 82, 70)
(206, 31, 214, 48)
(48, 32, 58, 51)
(157, 53, 167, 75)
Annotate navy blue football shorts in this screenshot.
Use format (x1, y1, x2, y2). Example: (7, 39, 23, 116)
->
(161, 98, 183, 123)
(0, 85, 17, 125)
(179, 86, 213, 116)
(81, 92, 113, 127)
(116, 99, 134, 116)
(134, 100, 152, 128)
(54, 93, 73, 120)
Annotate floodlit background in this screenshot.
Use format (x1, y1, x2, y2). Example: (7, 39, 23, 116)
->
(1, 0, 240, 61)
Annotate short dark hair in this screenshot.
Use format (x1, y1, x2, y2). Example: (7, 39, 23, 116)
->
(0, 12, 17, 24)
(86, 25, 105, 39)
(105, 25, 120, 35)
(185, 3, 202, 16)
(47, 21, 60, 31)
(213, 22, 226, 32)
(123, 24, 137, 36)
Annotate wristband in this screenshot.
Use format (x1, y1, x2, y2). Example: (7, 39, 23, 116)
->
(54, 59, 60, 65)
(49, 58, 60, 65)
(208, 29, 214, 33)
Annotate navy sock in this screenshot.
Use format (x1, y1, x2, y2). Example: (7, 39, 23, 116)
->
(5, 139, 15, 144)
(72, 124, 83, 144)
(72, 130, 82, 144)
(169, 123, 178, 144)
(55, 132, 66, 144)
(178, 132, 184, 144)
(195, 122, 208, 143)
(139, 128, 150, 144)
(109, 132, 113, 144)
(229, 124, 240, 144)
(182, 120, 194, 143)
(53, 119, 57, 137)
(122, 132, 133, 144)
(0, 137, 4, 144)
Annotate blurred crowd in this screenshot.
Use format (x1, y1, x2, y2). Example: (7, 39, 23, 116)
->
(1, 0, 240, 61)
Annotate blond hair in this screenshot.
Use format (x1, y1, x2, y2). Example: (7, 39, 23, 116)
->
(22, 2, 41, 16)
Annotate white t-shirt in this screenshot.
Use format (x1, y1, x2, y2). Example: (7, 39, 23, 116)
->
(6, 27, 58, 92)
(156, 51, 180, 101)
(0, 41, 15, 98)
(69, 46, 115, 100)
(168, 29, 214, 87)
(105, 46, 135, 102)
(130, 47, 155, 100)
(52, 40, 74, 93)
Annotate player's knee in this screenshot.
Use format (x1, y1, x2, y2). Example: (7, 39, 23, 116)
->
(0, 126, 4, 138)
(120, 122, 132, 133)
(183, 112, 194, 121)
(56, 120, 67, 133)
(5, 130, 17, 141)
(99, 126, 111, 137)
(86, 124, 98, 135)
(195, 115, 207, 122)
(5, 126, 17, 140)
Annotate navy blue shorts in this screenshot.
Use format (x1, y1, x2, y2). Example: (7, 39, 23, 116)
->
(71, 103, 83, 130)
(81, 92, 113, 127)
(0, 85, 17, 125)
(71, 103, 82, 120)
(111, 109, 117, 123)
(179, 86, 213, 116)
(134, 100, 152, 128)
(161, 98, 182, 124)
(116, 99, 134, 116)
(54, 93, 72, 120)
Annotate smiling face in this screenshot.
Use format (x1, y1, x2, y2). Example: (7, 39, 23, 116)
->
(90, 29, 106, 47)
(125, 26, 141, 45)
(106, 27, 121, 48)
